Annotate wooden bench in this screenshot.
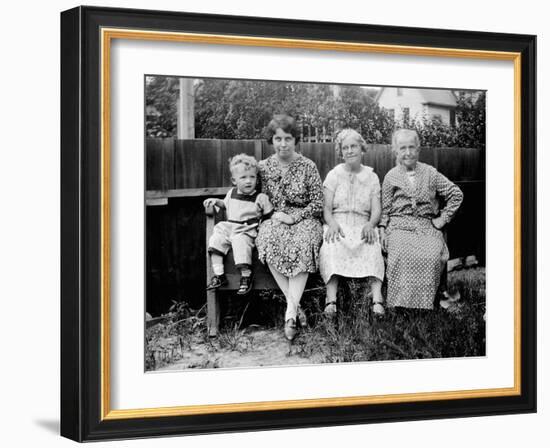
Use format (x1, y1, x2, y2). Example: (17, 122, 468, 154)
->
(205, 206, 450, 336)
(205, 206, 279, 337)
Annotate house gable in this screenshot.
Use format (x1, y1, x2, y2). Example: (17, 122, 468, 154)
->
(376, 87, 457, 125)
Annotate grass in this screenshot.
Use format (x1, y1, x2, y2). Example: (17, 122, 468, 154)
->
(145, 268, 486, 370)
(145, 301, 210, 371)
(294, 268, 486, 362)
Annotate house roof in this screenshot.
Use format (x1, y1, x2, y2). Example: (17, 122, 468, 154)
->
(375, 88, 457, 107)
(419, 89, 457, 107)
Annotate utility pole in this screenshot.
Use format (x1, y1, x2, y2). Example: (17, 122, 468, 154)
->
(177, 78, 195, 139)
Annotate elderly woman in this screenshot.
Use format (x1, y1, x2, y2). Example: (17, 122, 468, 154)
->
(380, 129, 463, 309)
(255, 114, 324, 340)
(319, 129, 385, 316)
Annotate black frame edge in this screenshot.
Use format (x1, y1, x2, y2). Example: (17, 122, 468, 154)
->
(520, 35, 537, 413)
(60, 6, 83, 442)
(60, 6, 537, 442)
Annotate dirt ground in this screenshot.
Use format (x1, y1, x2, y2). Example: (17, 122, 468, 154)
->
(156, 328, 324, 371)
(149, 268, 485, 371)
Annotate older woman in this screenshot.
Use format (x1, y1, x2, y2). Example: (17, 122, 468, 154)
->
(380, 129, 463, 309)
(255, 114, 324, 340)
(319, 129, 385, 316)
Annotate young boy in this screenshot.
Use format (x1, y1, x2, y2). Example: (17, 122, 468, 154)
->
(203, 154, 273, 295)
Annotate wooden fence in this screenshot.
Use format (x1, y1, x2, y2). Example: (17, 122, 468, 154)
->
(146, 138, 485, 315)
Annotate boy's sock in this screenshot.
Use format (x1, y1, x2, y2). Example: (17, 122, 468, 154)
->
(212, 264, 224, 276)
(240, 267, 252, 277)
(211, 253, 224, 276)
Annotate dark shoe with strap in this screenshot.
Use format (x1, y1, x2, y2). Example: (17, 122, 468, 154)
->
(206, 274, 227, 290)
(236, 275, 253, 295)
(284, 318, 297, 341)
(297, 306, 308, 328)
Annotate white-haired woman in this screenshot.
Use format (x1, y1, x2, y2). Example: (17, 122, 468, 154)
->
(319, 129, 385, 317)
(380, 129, 463, 309)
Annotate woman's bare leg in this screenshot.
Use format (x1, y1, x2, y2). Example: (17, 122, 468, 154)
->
(326, 276, 338, 303)
(267, 263, 289, 296)
(324, 276, 338, 316)
(371, 278, 383, 303)
(267, 263, 291, 321)
(286, 272, 309, 321)
(371, 277, 385, 315)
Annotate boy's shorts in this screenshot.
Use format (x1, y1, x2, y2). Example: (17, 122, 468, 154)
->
(208, 221, 256, 267)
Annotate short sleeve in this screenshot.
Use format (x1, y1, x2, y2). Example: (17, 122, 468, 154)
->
(323, 168, 338, 192)
(255, 193, 273, 215)
(370, 172, 381, 198)
(222, 189, 232, 208)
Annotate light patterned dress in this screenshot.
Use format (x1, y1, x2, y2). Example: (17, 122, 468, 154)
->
(256, 154, 323, 277)
(380, 162, 463, 309)
(319, 164, 385, 283)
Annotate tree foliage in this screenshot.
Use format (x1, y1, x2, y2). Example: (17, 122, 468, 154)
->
(145, 76, 178, 137)
(145, 76, 485, 149)
(397, 91, 486, 149)
(194, 80, 395, 143)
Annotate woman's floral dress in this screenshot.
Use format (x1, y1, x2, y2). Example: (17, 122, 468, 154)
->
(319, 164, 385, 284)
(380, 162, 463, 309)
(256, 154, 323, 277)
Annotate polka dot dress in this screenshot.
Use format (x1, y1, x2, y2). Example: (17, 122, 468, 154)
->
(386, 217, 448, 309)
(381, 162, 463, 309)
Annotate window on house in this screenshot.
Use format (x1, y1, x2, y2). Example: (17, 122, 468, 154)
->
(450, 109, 456, 127)
(396, 88, 403, 96)
(403, 107, 410, 124)
(388, 108, 395, 119)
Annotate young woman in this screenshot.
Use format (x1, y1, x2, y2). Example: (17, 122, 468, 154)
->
(255, 114, 323, 341)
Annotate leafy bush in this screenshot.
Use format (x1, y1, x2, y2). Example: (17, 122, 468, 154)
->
(146, 76, 485, 149)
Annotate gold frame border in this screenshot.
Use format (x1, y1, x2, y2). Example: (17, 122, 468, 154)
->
(100, 28, 522, 421)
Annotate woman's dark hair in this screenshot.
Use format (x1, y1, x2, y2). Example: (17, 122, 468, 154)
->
(265, 114, 301, 145)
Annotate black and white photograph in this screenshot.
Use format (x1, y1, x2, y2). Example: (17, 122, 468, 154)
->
(144, 76, 486, 371)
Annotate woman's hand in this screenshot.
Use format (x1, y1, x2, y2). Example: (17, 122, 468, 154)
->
(361, 222, 377, 244)
(431, 216, 446, 230)
(325, 223, 345, 243)
(272, 211, 295, 225)
(379, 227, 387, 252)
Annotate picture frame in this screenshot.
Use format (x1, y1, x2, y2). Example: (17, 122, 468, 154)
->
(60, 5, 536, 442)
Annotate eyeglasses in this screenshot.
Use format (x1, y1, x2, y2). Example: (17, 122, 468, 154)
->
(341, 144, 361, 152)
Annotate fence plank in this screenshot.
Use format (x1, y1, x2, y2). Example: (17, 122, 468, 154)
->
(146, 138, 175, 191)
(174, 139, 222, 189)
(146, 138, 486, 315)
(146, 187, 230, 199)
(219, 140, 257, 186)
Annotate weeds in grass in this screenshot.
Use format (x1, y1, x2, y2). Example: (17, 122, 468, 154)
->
(145, 299, 208, 370)
(293, 269, 486, 363)
(146, 268, 486, 370)
(217, 324, 254, 353)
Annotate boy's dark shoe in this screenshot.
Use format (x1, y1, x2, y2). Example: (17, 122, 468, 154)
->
(206, 274, 227, 290)
(236, 275, 253, 295)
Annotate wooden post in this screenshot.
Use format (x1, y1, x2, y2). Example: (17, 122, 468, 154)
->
(254, 139, 263, 162)
(205, 206, 220, 337)
(177, 78, 195, 139)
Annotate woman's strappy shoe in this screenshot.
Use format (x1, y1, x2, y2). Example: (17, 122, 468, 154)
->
(373, 302, 385, 316)
(324, 301, 337, 318)
(284, 318, 297, 341)
(296, 306, 308, 329)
